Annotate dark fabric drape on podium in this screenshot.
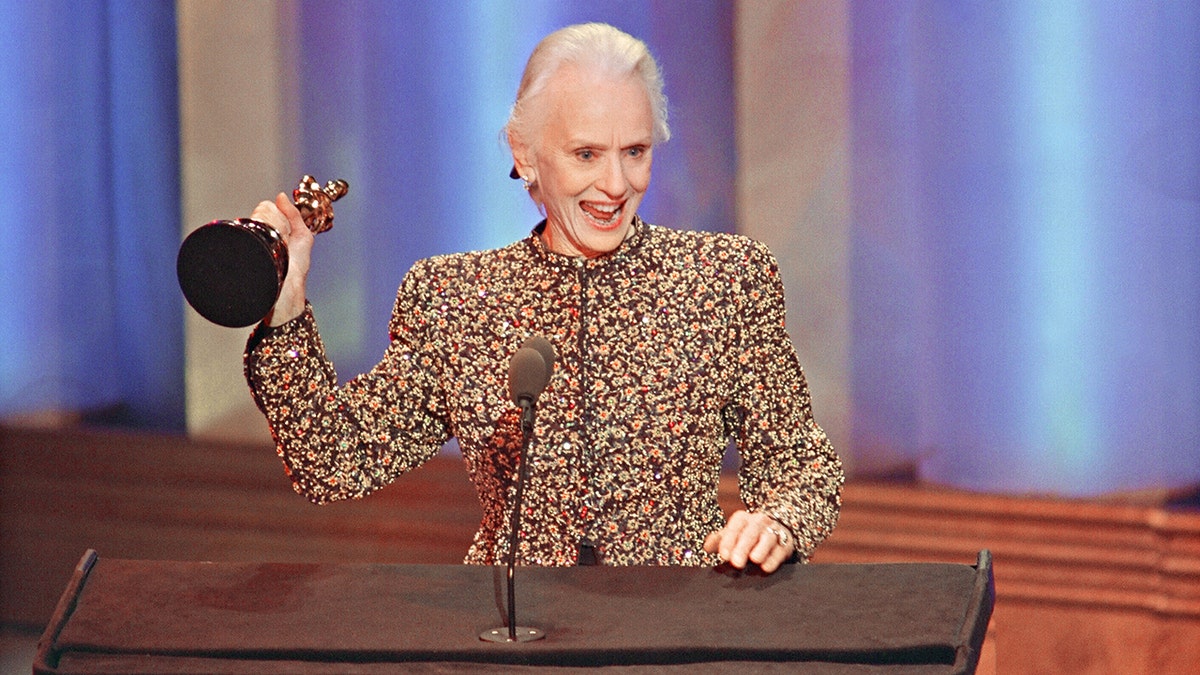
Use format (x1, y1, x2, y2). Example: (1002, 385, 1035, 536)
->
(36, 552, 994, 673)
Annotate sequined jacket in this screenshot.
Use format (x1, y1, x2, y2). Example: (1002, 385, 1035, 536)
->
(245, 218, 844, 566)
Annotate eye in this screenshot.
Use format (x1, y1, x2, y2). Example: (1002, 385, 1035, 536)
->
(577, 149, 595, 161)
(626, 146, 647, 158)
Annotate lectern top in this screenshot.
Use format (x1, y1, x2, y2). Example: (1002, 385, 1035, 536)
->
(36, 550, 994, 674)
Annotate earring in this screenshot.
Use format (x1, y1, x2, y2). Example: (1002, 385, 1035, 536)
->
(521, 176, 533, 191)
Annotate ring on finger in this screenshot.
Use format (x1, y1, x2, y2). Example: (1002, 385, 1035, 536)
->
(766, 524, 790, 548)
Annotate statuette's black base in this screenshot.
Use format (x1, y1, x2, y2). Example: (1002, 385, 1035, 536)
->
(177, 218, 286, 328)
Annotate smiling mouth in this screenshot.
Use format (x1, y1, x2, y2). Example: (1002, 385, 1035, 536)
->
(581, 201, 623, 226)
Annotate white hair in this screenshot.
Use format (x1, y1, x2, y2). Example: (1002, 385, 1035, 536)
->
(505, 23, 670, 153)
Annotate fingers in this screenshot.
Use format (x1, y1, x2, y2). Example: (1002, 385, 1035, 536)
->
(274, 192, 307, 232)
(251, 193, 313, 327)
(711, 510, 751, 566)
(704, 510, 795, 574)
(753, 529, 792, 574)
(249, 193, 308, 236)
(250, 196, 286, 232)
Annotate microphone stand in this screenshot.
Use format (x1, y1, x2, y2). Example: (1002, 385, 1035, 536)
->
(480, 397, 545, 643)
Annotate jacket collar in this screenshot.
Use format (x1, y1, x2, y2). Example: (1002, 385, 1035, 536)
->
(527, 216, 648, 270)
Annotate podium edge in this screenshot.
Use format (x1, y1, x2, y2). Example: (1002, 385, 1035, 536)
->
(33, 549, 100, 674)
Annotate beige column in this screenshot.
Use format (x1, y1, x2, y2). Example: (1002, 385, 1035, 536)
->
(178, 0, 299, 441)
(735, 1, 853, 471)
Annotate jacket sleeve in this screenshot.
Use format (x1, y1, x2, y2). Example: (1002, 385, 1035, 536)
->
(727, 239, 844, 561)
(244, 260, 450, 504)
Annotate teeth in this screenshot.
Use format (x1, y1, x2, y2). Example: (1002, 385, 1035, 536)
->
(583, 202, 621, 222)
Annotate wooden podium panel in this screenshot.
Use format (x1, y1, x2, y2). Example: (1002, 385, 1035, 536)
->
(36, 550, 993, 674)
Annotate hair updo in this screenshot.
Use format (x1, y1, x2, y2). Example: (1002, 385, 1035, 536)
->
(504, 23, 671, 153)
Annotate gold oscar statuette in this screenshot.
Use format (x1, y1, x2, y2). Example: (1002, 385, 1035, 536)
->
(176, 175, 349, 328)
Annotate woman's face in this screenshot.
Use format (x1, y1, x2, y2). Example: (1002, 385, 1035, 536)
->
(522, 65, 654, 258)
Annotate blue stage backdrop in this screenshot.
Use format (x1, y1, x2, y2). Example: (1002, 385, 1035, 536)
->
(0, 0, 183, 429)
(849, 1, 1200, 494)
(2, 1, 1199, 497)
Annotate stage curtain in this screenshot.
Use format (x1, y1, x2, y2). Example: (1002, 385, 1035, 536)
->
(0, 0, 184, 429)
(849, 1, 1200, 494)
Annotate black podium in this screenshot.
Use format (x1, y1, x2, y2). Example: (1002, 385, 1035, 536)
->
(36, 550, 993, 674)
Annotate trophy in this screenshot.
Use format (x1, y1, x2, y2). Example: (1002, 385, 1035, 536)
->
(177, 175, 348, 328)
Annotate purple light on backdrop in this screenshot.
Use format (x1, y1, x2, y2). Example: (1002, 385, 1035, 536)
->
(850, 2, 1200, 495)
(0, 0, 183, 429)
(293, 0, 735, 380)
(8, 0, 1196, 497)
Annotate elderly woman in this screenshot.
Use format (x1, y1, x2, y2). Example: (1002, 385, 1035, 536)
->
(245, 23, 842, 574)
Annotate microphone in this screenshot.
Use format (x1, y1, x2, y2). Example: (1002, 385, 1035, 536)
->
(509, 345, 549, 406)
(508, 336, 555, 433)
(522, 336, 557, 386)
(481, 337, 556, 644)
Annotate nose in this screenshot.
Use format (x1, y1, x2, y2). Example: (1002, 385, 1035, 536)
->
(594, 153, 626, 197)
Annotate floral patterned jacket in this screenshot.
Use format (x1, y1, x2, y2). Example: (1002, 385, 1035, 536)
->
(245, 218, 844, 566)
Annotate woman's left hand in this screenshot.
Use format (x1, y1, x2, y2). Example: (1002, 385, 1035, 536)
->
(703, 510, 795, 574)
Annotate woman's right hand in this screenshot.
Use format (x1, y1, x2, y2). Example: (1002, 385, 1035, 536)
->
(251, 193, 313, 326)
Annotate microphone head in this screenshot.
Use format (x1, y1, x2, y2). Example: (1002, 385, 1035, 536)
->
(522, 336, 556, 384)
(508, 337, 556, 405)
(509, 346, 548, 406)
